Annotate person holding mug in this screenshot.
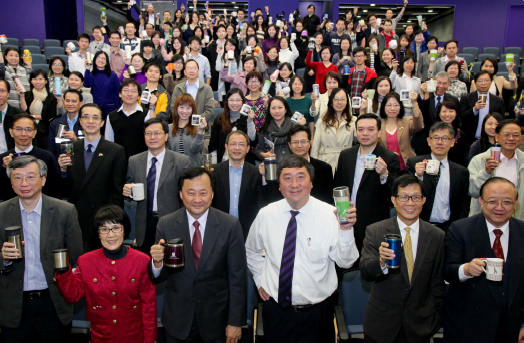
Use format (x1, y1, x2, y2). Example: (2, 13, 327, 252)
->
(54, 205, 157, 343)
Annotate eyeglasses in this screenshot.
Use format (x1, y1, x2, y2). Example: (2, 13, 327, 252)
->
(11, 175, 39, 183)
(292, 83, 303, 86)
(96, 57, 107, 61)
(248, 80, 260, 85)
(145, 131, 164, 137)
(354, 54, 365, 58)
(477, 78, 491, 83)
(429, 136, 452, 142)
(290, 140, 309, 146)
(13, 127, 35, 133)
(98, 225, 124, 235)
(228, 142, 247, 148)
(173, 61, 183, 65)
(386, 103, 400, 108)
(0, 89, 8, 94)
(481, 198, 516, 208)
(81, 115, 102, 121)
(333, 98, 347, 103)
(122, 89, 138, 94)
(186, 66, 198, 71)
(395, 195, 424, 202)
(501, 133, 521, 139)
(53, 63, 63, 67)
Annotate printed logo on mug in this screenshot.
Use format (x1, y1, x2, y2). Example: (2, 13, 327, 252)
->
(364, 154, 376, 170)
(131, 183, 145, 201)
(425, 160, 440, 175)
(482, 258, 504, 282)
(426, 80, 437, 92)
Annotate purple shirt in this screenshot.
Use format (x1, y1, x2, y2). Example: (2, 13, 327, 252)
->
(119, 64, 147, 84)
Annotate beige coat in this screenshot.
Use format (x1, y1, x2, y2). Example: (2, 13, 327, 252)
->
(470, 75, 518, 97)
(380, 115, 424, 166)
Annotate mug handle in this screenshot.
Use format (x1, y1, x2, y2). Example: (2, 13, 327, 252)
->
(480, 258, 488, 273)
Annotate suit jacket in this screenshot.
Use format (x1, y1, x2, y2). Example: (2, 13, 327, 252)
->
(459, 92, 505, 145)
(61, 138, 126, 241)
(412, 93, 460, 156)
(47, 114, 83, 159)
(148, 207, 247, 341)
(442, 214, 524, 342)
(2, 105, 25, 150)
(212, 160, 262, 240)
(126, 149, 191, 247)
(0, 195, 83, 327)
(0, 146, 62, 200)
(360, 217, 445, 342)
(470, 75, 518, 98)
(335, 144, 401, 251)
(405, 155, 470, 225)
(379, 116, 424, 167)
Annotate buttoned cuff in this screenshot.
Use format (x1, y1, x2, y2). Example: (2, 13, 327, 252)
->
(380, 174, 388, 184)
(3, 261, 13, 267)
(339, 227, 355, 243)
(381, 264, 389, 274)
(458, 263, 473, 282)
(151, 259, 163, 278)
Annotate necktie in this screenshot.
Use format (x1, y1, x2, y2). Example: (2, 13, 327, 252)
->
(192, 221, 202, 269)
(435, 95, 441, 113)
(492, 229, 504, 261)
(85, 144, 94, 171)
(146, 157, 157, 215)
(404, 227, 414, 284)
(278, 210, 299, 309)
(435, 162, 442, 184)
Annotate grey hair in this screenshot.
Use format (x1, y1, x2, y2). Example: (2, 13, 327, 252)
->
(225, 130, 251, 146)
(429, 121, 455, 139)
(435, 71, 451, 83)
(6, 156, 48, 178)
(276, 155, 315, 183)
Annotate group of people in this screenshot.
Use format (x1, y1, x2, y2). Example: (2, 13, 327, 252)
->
(0, 0, 524, 342)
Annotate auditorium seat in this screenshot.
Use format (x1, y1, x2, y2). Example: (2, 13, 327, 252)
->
(30, 54, 47, 64)
(504, 47, 523, 60)
(1, 44, 18, 51)
(6, 37, 19, 47)
(457, 54, 474, 65)
(477, 53, 497, 62)
(501, 53, 521, 65)
(296, 68, 305, 78)
(63, 40, 79, 50)
(497, 71, 511, 82)
(32, 63, 49, 74)
(471, 62, 482, 75)
(51, 54, 69, 67)
(21, 46, 41, 55)
(43, 39, 61, 48)
(482, 47, 501, 59)
(44, 46, 65, 58)
(22, 38, 41, 47)
(461, 47, 479, 60)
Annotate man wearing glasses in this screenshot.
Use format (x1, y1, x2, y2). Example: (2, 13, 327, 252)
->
(406, 122, 470, 232)
(360, 174, 446, 343)
(468, 119, 524, 219)
(442, 177, 524, 342)
(59, 103, 126, 252)
(205, 24, 227, 91)
(124, 118, 190, 254)
(343, 47, 377, 101)
(186, 36, 211, 85)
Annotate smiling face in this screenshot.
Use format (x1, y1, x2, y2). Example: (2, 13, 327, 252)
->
(476, 73, 492, 93)
(185, 60, 199, 80)
(291, 79, 303, 95)
(435, 76, 450, 96)
(177, 103, 193, 121)
(427, 128, 454, 159)
(315, 34, 323, 45)
(377, 79, 391, 96)
(98, 222, 124, 250)
(80, 107, 104, 135)
(227, 92, 243, 112)
(280, 38, 289, 49)
(131, 56, 144, 71)
(385, 97, 400, 118)
(93, 28, 102, 41)
(288, 131, 310, 158)
(119, 83, 139, 105)
(270, 99, 286, 123)
(146, 65, 161, 83)
(279, 65, 291, 79)
(95, 54, 107, 69)
(321, 48, 331, 62)
(10, 162, 46, 201)
(63, 92, 83, 114)
(279, 167, 313, 210)
(5, 50, 20, 67)
(31, 75, 47, 91)
(382, 49, 393, 63)
(326, 77, 339, 93)
(332, 90, 347, 114)
(405, 25, 413, 35)
(267, 47, 278, 61)
(10, 118, 37, 149)
(484, 116, 499, 138)
(225, 132, 250, 164)
(68, 74, 83, 90)
(482, 60, 495, 74)
(495, 123, 522, 153)
(247, 76, 262, 92)
(51, 59, 64, 75)
(244, 59, 255, 73)
(109, 33, 121, 47)
(447, 64, 459, 79)
(427, 39, 437, 50)
(144, 122, 167, 151)
(179, 174, 214, 219)
(268, 26, 276, 37)
(439, 105, 456, 124)
(392, 183, 426, 225)
(403, 59, 414, 73)
(480, 181, 518, 227)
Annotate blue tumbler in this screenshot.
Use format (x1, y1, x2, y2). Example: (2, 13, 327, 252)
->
(384, 234, 401, 269)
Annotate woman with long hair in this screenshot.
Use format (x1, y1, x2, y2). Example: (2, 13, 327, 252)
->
(215, 38, 242, 101)
(395, 34, 413, 61)
(254, 15, 266, 43)
(275, 62, 294, 97)
(278, 36, 299, 71)
(162, 36, 185, 62)
(48, 56, 69, 94)
(84, 50, 120, 116)
(304, 32, 324, 91)
(286, 75, 318, 139)
(4, 47, 32, 106)
(220, 56, 257, 96)
(467, 112, 504, 165)
(332, 38, 354, 75)
(173, 9, 184, 27)
(182, 12, 200, 44)
(244, 71, 270, 131)
(311, 88, 357, 174)
(163, 54, 186, 95)
(16, 69, 57, 149)
(262, 24, 280, 57)
(208, 88, 257, 163)
(120, 53, 147, 84)
(167, 93, 207, 166)
(364, 76, 392, 115)
(346, 20, 358, 51)
(393, 55, 421, 116)
(258, 45, 280, 82)
(305, 45, 339, 94)
(375, 48, 399, 79)
(435, 99, 468, 166)
(470, 56, 518, 97)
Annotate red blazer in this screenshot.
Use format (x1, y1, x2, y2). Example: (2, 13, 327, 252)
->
(56, 248, 157, 343)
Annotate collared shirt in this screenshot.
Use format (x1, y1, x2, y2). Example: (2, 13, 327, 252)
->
(104, 103, 148, 142)
(402, 73, 414, 91)
(66, 113, 79, 131)
(68, 51, 88, 75)
(246, 197, 358, 305)
(351, 148, 366, 206)
(186, 53, 211, 84)
(445, 55, 459, 63)
(88, 40, 109, 55)
(496, 152, 518, 186)
(15, 145, 34, 154)
(229, 161, 243, 218)
(109, 47, 125, 77)
(84, 135, 101, 151)
(147, 14, 155, 25)
(475, 92, 490, 138)
(147, 148, 166, 211)
(459, 219, 509, 282)
(185, 79, 200, 101)
(382, 218, 420, 274)
(121, 36, 141, 53)
(429, 156, 451, 223)
(20, 196, 48, 291)
(0, 104, 7, 153)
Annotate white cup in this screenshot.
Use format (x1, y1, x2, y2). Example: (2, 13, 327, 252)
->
(192, 114, 201, 126)
(364, 154, 376, 170)
(205, 35, 210, 43)
(425, 160, 440, 175)
(400, 90, 410, 101)
(371, 43, 378, 51)
(430, 49, 438, 61)
(67, 42, 76, 51)
(482, 258, 504, 282)
(352, 97, 361, 108)
(227, 50, 234, 60)
(131, 183, 145, 201)
(426, 80, 437, 93)
(246, 46, 252, 53)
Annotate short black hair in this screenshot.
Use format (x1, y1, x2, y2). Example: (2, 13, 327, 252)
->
(69, 71, 84, 82)
(287, 124, 311, 142)
(185, 58, 199, 70)
(391, 174, 426, 198)
(63, 89, 83, 102)
(92, 25, 102, 33)
(384, 19, 393, 25)
(79, 103, 104, 118)
(0, 79, 10, 93)
(109, 31, 122, 39)
(277, 155, 315, 183)
(77, 33, 90, 42)
(444, 39, 459, 50)
(188, 36, 201, 46)
(429, 121, 455, 139)
(144, 117, 169, 134)
(307, 4, 315, 10)
(119, 79, 142, 94)
(427, 35, 438, 44)
(495, 119, 522, 134)
(352, 46, 366, 56)
(11, 113, 37, 129)
(143, 62, 164, 75)
(479, 177, 518, 199)
(178, 167, 215, 192)
(356, 113, 382, 130)
(474, 70, 493, 83)
(93, 205, 131, 239)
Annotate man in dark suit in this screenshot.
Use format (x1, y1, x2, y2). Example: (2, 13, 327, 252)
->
(58, 103, 126, 251)
(0, 79, 25, 151)
(0, 156, 83, 342)
(360, 174, 446, 342)
(442, 177, 524, 342)
(212, 130, 262, 240)
(335, 113, 401, 252)
(406, 122, 470, 232)
(149, 168, 246, 343)
(124, 118, 191, 254)
(412, 71, 460, 155)
(0, 113, 61, 200)
(460, 70, 505, 145)
(47, 89, 84, 159)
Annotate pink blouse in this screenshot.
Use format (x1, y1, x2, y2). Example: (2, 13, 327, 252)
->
(386, 129, 405, 170)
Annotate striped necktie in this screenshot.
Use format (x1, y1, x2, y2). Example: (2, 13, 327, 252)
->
(278, 210, 299, 309)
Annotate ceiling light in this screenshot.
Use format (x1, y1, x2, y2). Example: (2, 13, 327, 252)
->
(407, 20, 411, 23)
(363, 10, 368, 12)
(403, 25, 406, 27)
(370, 4, 375, 6)
(428, 10, 433, 12)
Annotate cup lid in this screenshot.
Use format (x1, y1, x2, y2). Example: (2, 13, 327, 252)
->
(384, 233, 401, 240)
(168, 238, 183, 244)
(53, 249, 68, 253)
(5, 226, 21, 237)
(264, 157, 276, 161)
(333, 186, 349, 198)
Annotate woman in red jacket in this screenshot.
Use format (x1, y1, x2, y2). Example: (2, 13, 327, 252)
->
(55, 206, 157, 343)
(305, 45, 339, 94)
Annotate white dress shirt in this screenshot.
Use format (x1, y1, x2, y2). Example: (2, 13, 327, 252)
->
(0, 105, 7, 153)
(246, 196, 359, 305)
(15, 145, 33, 153)
(429, 156, 451, 223)
(351, 148, 365, 205)
(459, 219, 509, 282)
(68, 51, 88, 75)
(495, 152, 518, 187)
(402, 73, 414, 91)
(475, 92, 490, 138)
(104, 103, 149, 142)
(185, 79, 200, 101)
(382, 218, 420, 274)
(147, 148, 165, 211)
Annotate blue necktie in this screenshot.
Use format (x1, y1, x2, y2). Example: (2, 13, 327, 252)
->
(435, 95, 441, 113)
(147, 157, 157, 215)
(85, 144, 93, 172)
(278, 210, 299, 309)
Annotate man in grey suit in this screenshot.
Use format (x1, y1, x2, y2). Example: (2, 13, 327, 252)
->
(123, 118, 191, 254)
(360, 174, 446, 342)
(0, 156, 83, 342)
(149, 167, 246, 343)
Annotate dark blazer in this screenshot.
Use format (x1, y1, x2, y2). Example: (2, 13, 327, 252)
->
(335, 144, 401, 251)
(0, 146, 62, 200)
(149, 207, 247, 341)
(0, 195, 83, 327)
(61, 138, 126, 241)
(360, 217, 446, 342)
(405, 155, 470, 226)
(212, 160, 262, 240)
(412, 93, 459, 156)
(47, 114, 83, 159)
(207, 115, 256, 165)
(442, 214, 524, 342)
(459, 92, 505, 145)
(126, 149, 191, 247)
(2, 105, 25, 150)
(24, 91, 58, 150)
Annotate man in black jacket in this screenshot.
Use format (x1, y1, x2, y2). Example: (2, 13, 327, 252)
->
(0, 79, 25, 152)
(204, 24, 227, 91)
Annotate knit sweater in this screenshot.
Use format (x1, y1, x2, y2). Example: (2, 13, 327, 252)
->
(278, 43, 299, 71)
(83, 69, 121, 116)
(261, 36, 280, 57)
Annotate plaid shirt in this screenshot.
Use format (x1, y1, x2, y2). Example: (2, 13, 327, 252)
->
(350, 69, 366, 98)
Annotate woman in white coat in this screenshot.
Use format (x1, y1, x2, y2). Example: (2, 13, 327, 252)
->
(392, 55, 421, 116)
(311, 88, 356, 175)
(278, 36, 299, 72)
